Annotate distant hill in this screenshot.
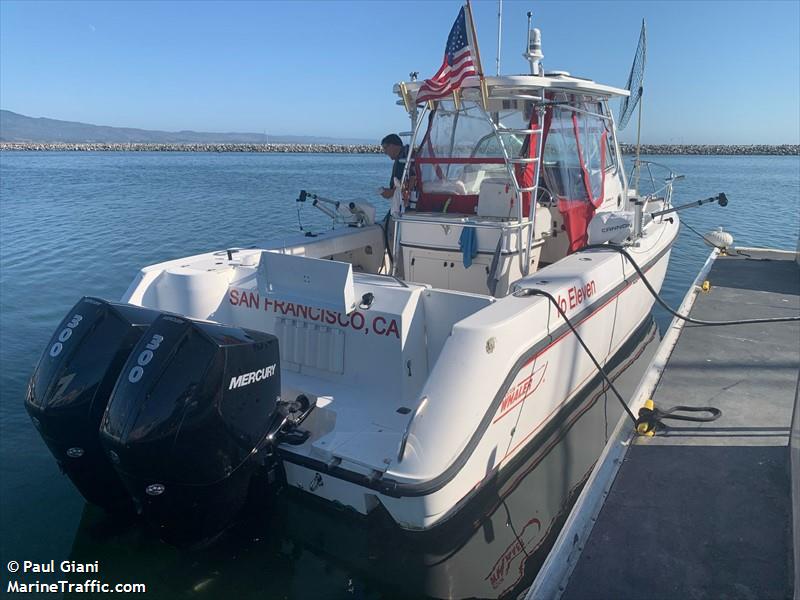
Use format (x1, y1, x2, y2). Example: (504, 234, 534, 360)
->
(0, 110, 372, 145)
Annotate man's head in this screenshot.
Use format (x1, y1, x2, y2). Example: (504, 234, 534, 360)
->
(381, 134, 403, 160)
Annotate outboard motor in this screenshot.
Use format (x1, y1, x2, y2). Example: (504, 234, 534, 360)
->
(24, 297, 161, 512)
(99, 314, 282, 545)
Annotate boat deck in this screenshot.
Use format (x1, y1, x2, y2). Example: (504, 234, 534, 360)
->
(529, 248, 800, 599)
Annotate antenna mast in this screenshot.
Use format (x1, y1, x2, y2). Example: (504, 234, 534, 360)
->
(495, 0, 502, 75)
(633, 19, 647, 194)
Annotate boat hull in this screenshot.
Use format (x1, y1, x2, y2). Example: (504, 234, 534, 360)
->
(41, 214, 677, 534)
(277, 223, 678, 530)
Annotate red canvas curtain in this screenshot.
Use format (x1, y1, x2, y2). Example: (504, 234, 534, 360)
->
(554, 107, 607, 253)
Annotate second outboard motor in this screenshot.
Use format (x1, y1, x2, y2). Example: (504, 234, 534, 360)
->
(99, 314, 282, 545)
(24, 297, 161, 512)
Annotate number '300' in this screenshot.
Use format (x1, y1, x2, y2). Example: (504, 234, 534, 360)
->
(127, 334, 164, 383)
(49, 314, 83, 357)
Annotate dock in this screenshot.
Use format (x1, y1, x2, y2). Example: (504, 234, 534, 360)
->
(529, 247, 800, 599)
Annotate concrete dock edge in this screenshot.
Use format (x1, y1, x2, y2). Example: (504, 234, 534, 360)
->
(526, 248, 720, 600)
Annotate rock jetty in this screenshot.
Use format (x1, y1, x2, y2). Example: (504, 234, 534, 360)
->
(0, 142, 380, 153)
(0, 142, 797, 155)
(618, 144, 798, 156)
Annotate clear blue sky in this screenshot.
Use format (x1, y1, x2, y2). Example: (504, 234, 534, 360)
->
(1, 0, 798, 144)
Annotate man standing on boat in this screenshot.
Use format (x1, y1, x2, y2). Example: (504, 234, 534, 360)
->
(379, 134, 411, 201)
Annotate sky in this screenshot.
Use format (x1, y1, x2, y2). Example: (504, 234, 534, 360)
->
(1, 0, 798, 145)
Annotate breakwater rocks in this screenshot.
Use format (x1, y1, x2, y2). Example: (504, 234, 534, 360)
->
(1, 142, 798, 155)
(0, 142, 381, 153)
(618, 144, 798, 156)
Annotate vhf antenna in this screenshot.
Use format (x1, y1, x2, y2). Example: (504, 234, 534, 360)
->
(523, 11, 544, 76)
(495, 0, 503, 76)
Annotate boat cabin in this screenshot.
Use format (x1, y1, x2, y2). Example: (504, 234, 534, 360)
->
(391, 73, 630, 297)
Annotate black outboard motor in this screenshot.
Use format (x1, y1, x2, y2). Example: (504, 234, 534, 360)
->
(24, 297, 161, 512)
(99, 314, 282, 545)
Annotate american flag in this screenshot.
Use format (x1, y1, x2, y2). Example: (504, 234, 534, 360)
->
(416, 6, 477, 103)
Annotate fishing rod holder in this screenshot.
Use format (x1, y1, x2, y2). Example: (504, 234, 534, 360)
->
(649, 193, 728, 218)
(297, 189, 341, 210)
(295, 189, 374, 230)
(296, 189, 340, 219)
(632, 192, 727, 240)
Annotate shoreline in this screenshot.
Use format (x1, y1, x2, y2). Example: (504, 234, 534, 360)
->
(0, 142, 797, 156)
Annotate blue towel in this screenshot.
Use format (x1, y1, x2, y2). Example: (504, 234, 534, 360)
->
(459, 227, 478, 268)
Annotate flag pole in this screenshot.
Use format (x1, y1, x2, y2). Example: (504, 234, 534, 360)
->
(465, 0, 488, 109)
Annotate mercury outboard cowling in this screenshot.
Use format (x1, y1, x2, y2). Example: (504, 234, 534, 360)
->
(99, 314, 281, 545)
(24, 297, 161, 512)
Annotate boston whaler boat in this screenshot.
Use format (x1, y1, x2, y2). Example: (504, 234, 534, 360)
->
(25, 8, 707, 545)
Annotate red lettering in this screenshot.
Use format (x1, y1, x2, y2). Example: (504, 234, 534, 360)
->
(350, 312, 365, 330)
(373, 316, 387, 335)
(568, 286, 576, 308)
(248, 292, 260, 309)
(485, 516, 541, 589)
(232, 290, 404, 342)
(501, 376, 528, 414)
(495, 364, 548, 422)
(385, 319, 400, 339)
(501, 390, 516, 414)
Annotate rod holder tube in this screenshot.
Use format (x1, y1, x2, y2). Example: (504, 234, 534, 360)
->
(649, 194, 727, 218)
(633, 198, 643, 239)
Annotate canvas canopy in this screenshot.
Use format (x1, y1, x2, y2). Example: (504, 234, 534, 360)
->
(411, 96, 611, 252)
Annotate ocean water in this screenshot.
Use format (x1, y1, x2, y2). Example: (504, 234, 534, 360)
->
(0, 152, 798, 598)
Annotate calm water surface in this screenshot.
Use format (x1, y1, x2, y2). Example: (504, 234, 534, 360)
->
(1, 152, 798, 598)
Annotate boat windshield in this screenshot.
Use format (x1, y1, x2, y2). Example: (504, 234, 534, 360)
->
(407, 93, 614, 252)
(414, 100, 530, 214)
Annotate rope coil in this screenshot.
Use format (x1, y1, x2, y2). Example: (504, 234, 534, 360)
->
(636, 400, 722, 436)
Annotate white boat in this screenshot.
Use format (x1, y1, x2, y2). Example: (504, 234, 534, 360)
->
(25, 14, 683, 544)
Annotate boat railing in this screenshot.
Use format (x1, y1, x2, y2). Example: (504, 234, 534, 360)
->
(632, 159, 683, 208)
(395, 213, 535, 230)
(487, 103, 546, 274)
